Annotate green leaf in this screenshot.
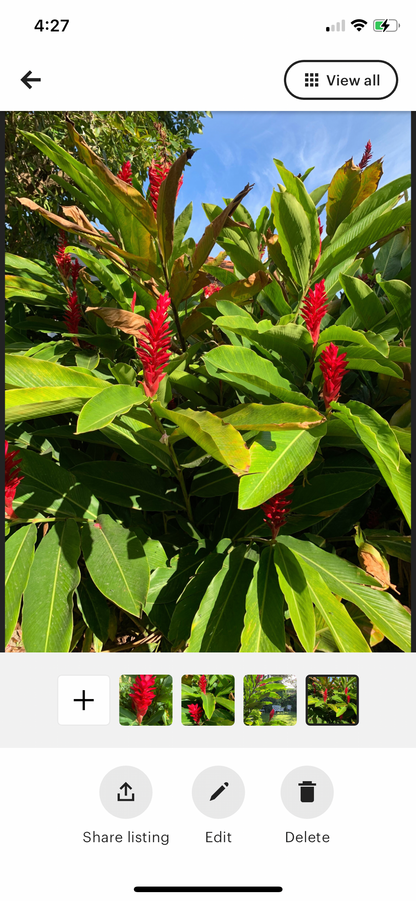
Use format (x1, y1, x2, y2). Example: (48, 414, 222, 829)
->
(81, 515, 149, 616)
(274, 160, 321, 263)
(191, 464, 238, 497)
(205, 345, 313, 406)
(13, 449, 99, 521)
(186, 546, 255, 652)
(168, 553, 226, 647)
(214, 322, 313, 378)
(332, 402, 411, 527)
(202, 692, 216, 720)
(271, 189, 312, 289)
(291, 471, 380, 516)
(326, 157, 383, 238)
(339, 274, 385, 329)
(274, 543, 316, 652)
(317, 325, 389, 356)
(310, 566, 371, 652)
(71, 461, 179, 511)
(153, 404, 251, 476)
(5, 353, 110, 391)
(221, 403, 325, 431)
(363, 530, 411, 563)
(238, 424, 326, 510)
(275, 536, 411, 652)
(76, 385, 145, 434)
(5, 386, 107, 423)
(103, 420, 175, 473)
(240, 545, 286, 652)
(77, 578, 110, 644)
(108, 363, 137, 386)
(5, 524, 37, 646)
(157, 149, 195, 264)
(65, 247, 129, 308)
(378, 279, 411, 331)
(22, 520, 80, 652)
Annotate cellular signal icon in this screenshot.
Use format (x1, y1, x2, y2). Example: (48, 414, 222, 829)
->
(351, 19, 368, 31)
(326, 20, 345, 31)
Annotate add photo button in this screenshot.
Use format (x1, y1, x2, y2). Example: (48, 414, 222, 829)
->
(284, 60, 398, 99)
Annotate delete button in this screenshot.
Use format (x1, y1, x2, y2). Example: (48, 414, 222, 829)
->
(285, 60, 398, 99)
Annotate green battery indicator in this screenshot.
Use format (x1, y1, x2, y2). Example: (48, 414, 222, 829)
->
(373, 19, 400, 31)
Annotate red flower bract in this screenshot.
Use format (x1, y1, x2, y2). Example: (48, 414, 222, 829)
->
(261, 485, 294, 539)
(319, 342, 348, 409)
(55, 231, 72, 280)
(203, 284, 221, 300)
(323, 688, 328, 702)
(300, 279, 328, 346)
(269, 709, 276, 721)
(5, 441, 23, 518)
(130, 675, 157, 724)
(148, 159, 183, 214)
(199, 675, 207, 694)
(117, 160, 133, 185)
(64, 289, 83, 337)
(359, 140, 372, 170)
(136, 291, 171, 397)
(188, 703, 203, 725)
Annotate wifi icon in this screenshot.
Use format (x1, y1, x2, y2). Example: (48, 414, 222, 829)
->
(351, 18, 368, 31)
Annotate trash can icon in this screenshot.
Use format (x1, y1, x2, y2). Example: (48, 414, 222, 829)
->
(299, 780, 316, 803)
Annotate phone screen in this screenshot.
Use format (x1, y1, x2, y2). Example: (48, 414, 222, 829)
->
(2, 4, 414, 900)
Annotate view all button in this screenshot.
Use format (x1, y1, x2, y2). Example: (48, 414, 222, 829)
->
(285, 60, 398, 100)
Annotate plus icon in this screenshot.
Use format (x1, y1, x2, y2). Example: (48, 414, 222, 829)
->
(74, 689, 94, 711)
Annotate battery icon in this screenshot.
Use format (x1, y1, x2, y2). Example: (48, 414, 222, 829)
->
(373, 19, 400, 31)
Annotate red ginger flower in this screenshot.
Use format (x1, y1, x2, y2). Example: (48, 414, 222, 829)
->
(261, 484, 294, 539)
(199, 675, 207, 694)
(117, 160, 133, 185)
(5, 441, 23, 518)
(130, 675, 156, 724)
(64, 289, 83, 337)
(301, 279, 328, 346)
(255, 675, 264, 684)
(55, 231, 72, 280)
(203, 284, 222, 300)
(323, 688, 328, 702)
(136, 291, 171, 397)
(359, 140, 372, 170)
(319, 342, 347, 409)
(346, 695, 351, 704)
(131, 291, 136, 312)
(269, 709, 276, 721)
(188, 703, 203, 725)
(148, 158, 183, 214)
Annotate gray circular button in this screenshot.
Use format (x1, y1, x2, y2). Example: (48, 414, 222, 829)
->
(99, 766, 152, 818)
(281, 766, 334, 818)
(192, 766, 245, 818)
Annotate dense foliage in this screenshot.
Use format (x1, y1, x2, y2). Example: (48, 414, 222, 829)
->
(306, 675, 358, 725)
(5, 118, 411, 654)
(181, 674, 235, 725)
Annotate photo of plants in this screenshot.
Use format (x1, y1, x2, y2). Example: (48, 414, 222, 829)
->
(306, 675, 358, 725)
(181, 674, 235, 725)
(244, 674, 297, 725)
(5, 111, 411, 653)
(119, 674, 172, 725)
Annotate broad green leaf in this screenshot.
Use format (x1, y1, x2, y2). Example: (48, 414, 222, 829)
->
(5, 386, 105, 423)
(202, 692, 216, 720)
(326, 157, 383, 238)
(153, 404, 251, 476)
(65, 247, 129, 308)
(204, 345, 313, 407)
(22, 520, 80, 652)
(271, 189, 312, 289)
(274, 543, 315, 652)
(157, 149, 195, 264)
(240, 545, 285, 652)
(168, 554, 226, 647)
(71, 461, 180, 511)
(332, 401, 411, 526)
(191, 463, 238, 497)
(317, 325, 389, 356)
(274, 160, 321, 263)
(333, 174, 411, 241)
(238, 424, 326, 509)
(77, 578, 110, 644)
(81, 515, 149, 616)
(291, 471, 380, 516)
(103, 420, 174, 473)
(76, 385, 145, 434)
(378, 279, 411, 331)
(5, 524, 37, 646)
(146, 545, 207, 607)
(375, 231, 410, 279)
(13, 449, 99, 521)
(363, 530, 411, 563)
(339, 274, 385, 329)
(170, 201, 193, 261)
(5, 274, 66, 308)
(108, 363, 137, 386)
(213, 322, 312, 377)
(5, 353, 110, 390)
(221, 403, 325, 431)
(307, 566, 371, 652)
(187, 546, 255, 652)
(341, 346, 403, 379)
(276, 535, 411, 652)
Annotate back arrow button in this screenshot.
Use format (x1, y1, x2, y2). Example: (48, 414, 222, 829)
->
(21, 71, 41, 89)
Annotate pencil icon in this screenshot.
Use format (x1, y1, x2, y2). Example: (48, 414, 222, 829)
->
(210, 781, 229, 801)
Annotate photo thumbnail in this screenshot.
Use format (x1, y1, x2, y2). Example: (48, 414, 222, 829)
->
(181, 675, 235, 725)
(244, 675, 297, 726)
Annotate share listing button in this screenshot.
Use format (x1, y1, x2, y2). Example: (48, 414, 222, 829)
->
(285, 60, 398, 100)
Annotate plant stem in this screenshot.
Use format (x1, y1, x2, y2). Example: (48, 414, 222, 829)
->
(149, 403, 194, 525)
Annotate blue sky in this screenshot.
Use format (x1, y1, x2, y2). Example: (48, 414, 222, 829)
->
(174, 111, 411, 241)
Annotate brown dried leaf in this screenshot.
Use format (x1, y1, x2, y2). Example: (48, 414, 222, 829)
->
(358, 549, 399, 593)
(85, 306, 149, 337)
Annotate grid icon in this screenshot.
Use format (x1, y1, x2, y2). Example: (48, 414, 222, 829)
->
(304, 72, 319, 88)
